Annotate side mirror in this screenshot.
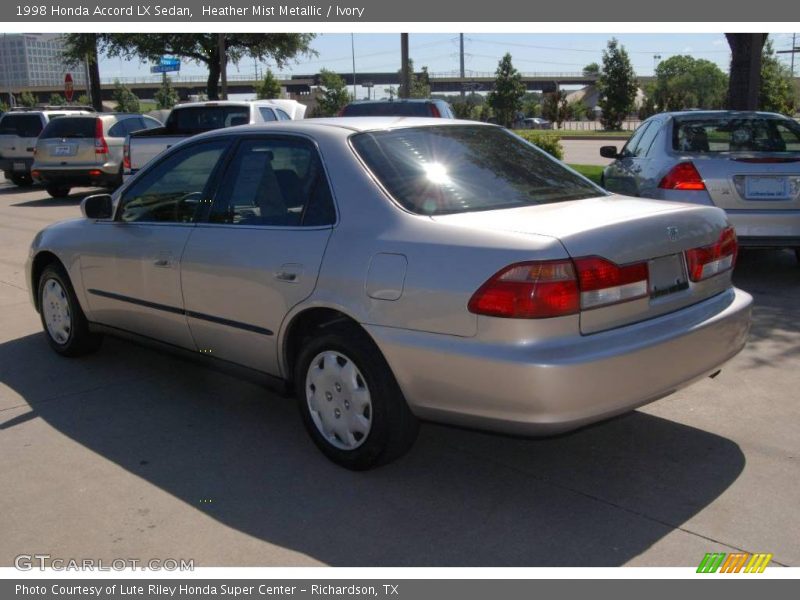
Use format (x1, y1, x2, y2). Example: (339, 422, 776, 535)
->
(81, 194, 113, 220)
(600, 145, 620, 159)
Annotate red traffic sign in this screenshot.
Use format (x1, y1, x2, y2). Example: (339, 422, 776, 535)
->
(64, 73, 74, 102)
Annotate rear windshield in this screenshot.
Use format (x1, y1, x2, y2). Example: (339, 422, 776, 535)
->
(342, 103, 434, 117)
(0, 114, 43, 137)
(40, 117, 97, 139)
(673, 116, 800, 153)
(351, 125, 602, 215)
(165, 106, 250, 134)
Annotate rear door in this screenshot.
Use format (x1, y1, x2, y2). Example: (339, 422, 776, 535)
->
(180, 135, 337, 376)
(0, 113, 44, 165)
(35, 117, 98, 169)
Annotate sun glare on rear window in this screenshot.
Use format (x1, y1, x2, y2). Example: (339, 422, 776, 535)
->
(351, 125, 603, 215)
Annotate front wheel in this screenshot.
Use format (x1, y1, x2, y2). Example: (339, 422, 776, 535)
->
(38, 263, 102, 356)
(294, 324, 419, 470)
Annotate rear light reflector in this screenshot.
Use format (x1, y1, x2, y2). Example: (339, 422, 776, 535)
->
(468, 260, 579, 319)
(686, 226, 738, 282)
(573, 257, 649, 309)
(95, 118, 108, 155)
(31, 170, 41, 179)
(89, 169, 102, 177)
(659, 162, 706, 191)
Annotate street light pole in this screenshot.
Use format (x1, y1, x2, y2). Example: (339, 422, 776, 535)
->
(218, 33, 228, 100)
(400, 33, 410, 99)
(351, 33, 357, 99)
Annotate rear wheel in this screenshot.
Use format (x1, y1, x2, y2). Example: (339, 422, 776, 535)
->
(38, 263, 102, 357)
(294, 324, 419, 470)
(10, 174, 33, 187)
(46, 185, 71, 198)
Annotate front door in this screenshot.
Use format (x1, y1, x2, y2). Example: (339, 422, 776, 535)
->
(79, 138, 231, 348)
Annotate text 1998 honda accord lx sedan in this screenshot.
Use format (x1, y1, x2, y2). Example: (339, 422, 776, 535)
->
(27, 118, 753, 469)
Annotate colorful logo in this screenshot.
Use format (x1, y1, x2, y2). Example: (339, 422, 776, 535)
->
(697, 552, 772, 573)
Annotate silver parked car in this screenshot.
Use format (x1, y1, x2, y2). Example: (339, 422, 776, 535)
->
(601, 110, 800, 261)
(32, 113, 162, 197)
(27, 118, 752, 469)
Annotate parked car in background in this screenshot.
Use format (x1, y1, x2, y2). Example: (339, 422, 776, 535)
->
(601, 110, 800, 261)
(27, 118, 751, 469)
(31, 113, 162, 198)
(521, 117, 553, 130)
(339, 99, 455, 118)
(0, 107, 93, 187)
(124, 100, 306, 177)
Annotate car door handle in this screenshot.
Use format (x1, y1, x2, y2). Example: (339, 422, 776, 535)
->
(153, 252, 173, 268)
(274, 271, 297, 282)
(274, 263, 303, 282)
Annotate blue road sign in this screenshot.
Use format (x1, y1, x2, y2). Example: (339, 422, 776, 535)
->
(150, 64, 180, 73)
(160, 57, 180, 66)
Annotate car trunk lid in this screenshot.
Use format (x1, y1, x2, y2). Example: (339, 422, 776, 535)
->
(433, 195, 733, 334)
(692, 154, 800, 211)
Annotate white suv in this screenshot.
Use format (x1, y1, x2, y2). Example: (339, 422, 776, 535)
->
(0, 107, 93, 186)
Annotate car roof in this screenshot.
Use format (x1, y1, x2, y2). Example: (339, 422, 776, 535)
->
(346, 99, 440, 105)
(172, 100, 285, 109)
(199, 116, 491, 136)
(658, 110, 791, 120)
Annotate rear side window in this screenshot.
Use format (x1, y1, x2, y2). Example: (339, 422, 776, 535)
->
(352, 125, 602, 215)
(209, 137, 335, 227)
(634, 120, 661, 157)
(621, 121, 652, 157)
(40, 117, 96, 139)
(0, 114, 43, 137)
(165, 106, 250, 134)
(673, 116, 800, 153)
(342, 103, 432, 117)
(258, 108, 277, 122)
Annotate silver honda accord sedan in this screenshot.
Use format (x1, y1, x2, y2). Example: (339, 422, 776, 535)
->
(26, 118, 753, 469)
(601, 110, 800, 260)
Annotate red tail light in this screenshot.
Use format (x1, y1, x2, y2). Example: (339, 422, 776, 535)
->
(686, 226, 738, 282)
(468, 260, 579, 318)
(468, 256, 651, 319)
(123, 142, 131, 170)
(95, 118, 108, 155)
(659, 162, 705, 191)
(573, 257, 649, 309)
(429, 104, 442, 118)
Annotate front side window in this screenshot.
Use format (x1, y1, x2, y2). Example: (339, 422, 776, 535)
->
(209, 137, 335, 227)
(673, 116, 800, 153)
(351, 125, 602, 215)
(620, 121, 652, 157)
(259, 108, 277, 122)
(118, 140, 229, 223)
(634, 120, 661, 157)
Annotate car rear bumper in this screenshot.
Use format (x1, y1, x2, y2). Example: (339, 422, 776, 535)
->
(366, 287, 752, 435)
(31, 166, 120, 188)
(0, 157, 34, 175)
(725, 209, 800, 247)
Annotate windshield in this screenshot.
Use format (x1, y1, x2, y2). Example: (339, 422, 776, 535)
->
(351, 125, 603, 215)
(673, 116, 800, 153)
(165, 106, 250, 134)
(0, 114, 43, 137)
(40, 117, 97, 139)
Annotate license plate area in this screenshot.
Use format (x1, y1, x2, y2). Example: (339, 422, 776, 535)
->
(12, 161, 26, 171)
(648, 253, 688, 299)
(52, 145, 76, 157)
(744, 175, 789, 200)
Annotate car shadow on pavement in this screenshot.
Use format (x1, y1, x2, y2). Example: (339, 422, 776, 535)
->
(10, 190, 92, 207)
(0, 331, 745, 567)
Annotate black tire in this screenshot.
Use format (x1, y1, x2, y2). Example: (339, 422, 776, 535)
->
(38, 263, 103, 357)
(294, 323, 419, 470)
(46, 185, 71, 198)
(10, 174, 33, 187)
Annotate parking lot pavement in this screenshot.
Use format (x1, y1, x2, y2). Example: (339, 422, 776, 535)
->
(562, 139, 615, 166)
(1, 177, 798, 567)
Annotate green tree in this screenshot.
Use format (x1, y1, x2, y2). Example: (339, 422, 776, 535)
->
(597, 38, 638, 131)
(18, 91, 37, 108)
(451, 101, 476, 120)
(316, 69, 352, 117)
(653, 55, 728, 111)
(487, 53, 525, 128)
(759, 39, 797, 115)
(583, 62, 600, 77)
(398, 60, 431, 99)
(154, 75, 179, 109)
(76, 94, 91, 106)
(112, 80, 140, 113)
(96, 34, 315, 100)
(255, 69, 282, 99)
(48, 93, 67, 106)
